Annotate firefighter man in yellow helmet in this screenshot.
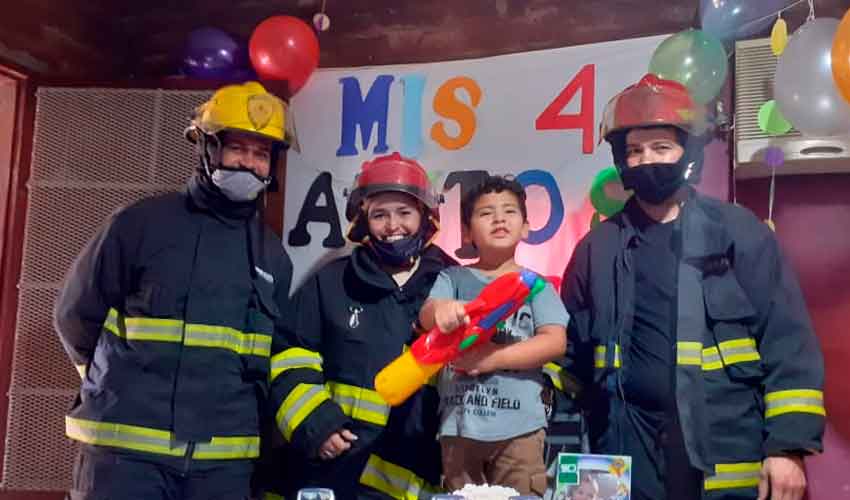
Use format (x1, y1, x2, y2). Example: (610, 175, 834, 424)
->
(55, 82, 294, 499)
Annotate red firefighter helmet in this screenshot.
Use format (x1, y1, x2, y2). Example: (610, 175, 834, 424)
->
(344, 152, 440, 221)
(600, 74, 708, 143)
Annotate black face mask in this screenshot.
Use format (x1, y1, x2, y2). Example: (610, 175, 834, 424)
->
(619, 158, 693, 205)
(370, 231, 426, 267)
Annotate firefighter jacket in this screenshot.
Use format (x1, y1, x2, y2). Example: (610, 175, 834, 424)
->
(267, 244, 454, 500)
(54, 176, 293, 461)
(560, 190, 825, 497)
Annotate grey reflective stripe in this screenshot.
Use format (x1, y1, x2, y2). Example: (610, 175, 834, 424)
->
(193, 439, 260, 459)
(765, 389, 826, 418)
(676, 342, 703, 366)
(361, 457, 422, 499)
(66, 416, 187, 456)
(278, 384, 331, 440)
(184, 327, 272, 357)
(704, 462, 761, 491)
(124, 322, 183, 342)
(103, 308, 271, 356)
(702, 349, 722, 370)
(594, 345, 621, 368)
(272, 356, 322, 370)
(333, 394, 391, 422)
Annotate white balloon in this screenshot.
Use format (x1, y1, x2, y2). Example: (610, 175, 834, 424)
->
(775, 18, 850, 137)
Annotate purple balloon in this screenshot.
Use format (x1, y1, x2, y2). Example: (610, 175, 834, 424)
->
(764, 146, 785, 168)
(182, 27, 240, 79)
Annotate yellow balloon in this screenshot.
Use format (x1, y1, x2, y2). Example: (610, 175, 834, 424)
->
(833, 8, 850, 105)
(771, 18, 788, 56)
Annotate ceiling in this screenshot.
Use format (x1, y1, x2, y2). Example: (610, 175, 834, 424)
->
(0, 0, 848, 81)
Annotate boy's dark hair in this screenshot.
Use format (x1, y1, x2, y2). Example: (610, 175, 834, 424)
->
(461, 175, 528, 227)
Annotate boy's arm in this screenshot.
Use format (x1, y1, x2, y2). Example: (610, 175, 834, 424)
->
(418, 269, 467, 333)
(451, 323, 566, 376)
(418, 298, 467, 333)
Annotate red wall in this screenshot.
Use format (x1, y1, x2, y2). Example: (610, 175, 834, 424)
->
(736, 173, 850, 498)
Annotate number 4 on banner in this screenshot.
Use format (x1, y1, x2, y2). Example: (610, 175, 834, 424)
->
(535, 64, 596, 154)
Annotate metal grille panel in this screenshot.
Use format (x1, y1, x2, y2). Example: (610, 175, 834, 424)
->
(734, 37, 802, 142)
(3, 86, 211, 490)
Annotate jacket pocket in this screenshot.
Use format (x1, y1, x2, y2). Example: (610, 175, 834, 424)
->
(243, 276, 280, 380)
(703, 273, 763, 383)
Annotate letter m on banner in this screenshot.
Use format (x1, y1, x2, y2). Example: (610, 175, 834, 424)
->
(336, 75, 395, 156)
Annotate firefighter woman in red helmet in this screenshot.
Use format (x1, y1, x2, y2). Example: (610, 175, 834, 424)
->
(262, 153, 455, 500)
(560, 75, 824, 500)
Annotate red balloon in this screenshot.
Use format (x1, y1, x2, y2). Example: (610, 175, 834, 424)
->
(249, 16, 319, 95)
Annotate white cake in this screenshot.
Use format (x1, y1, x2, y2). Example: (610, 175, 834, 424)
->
(451, 483, 521, 500)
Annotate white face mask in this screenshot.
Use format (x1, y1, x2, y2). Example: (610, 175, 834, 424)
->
(211, 168, 268, 202)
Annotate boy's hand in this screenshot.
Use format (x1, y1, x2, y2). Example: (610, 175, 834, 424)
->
(434, 300, 469, 334)
(452, 343, 504, 376)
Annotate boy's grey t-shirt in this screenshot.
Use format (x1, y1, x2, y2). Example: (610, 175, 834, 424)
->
(428, 265, 569, 441)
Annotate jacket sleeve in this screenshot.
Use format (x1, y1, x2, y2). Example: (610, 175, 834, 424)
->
(560, 240, 595, 400)
(268, 272, 350, 458)
(53, 212, 130, 379)
(736, 228, 825, 456)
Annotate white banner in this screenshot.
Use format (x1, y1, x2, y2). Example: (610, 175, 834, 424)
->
(283, 34, 669, 290)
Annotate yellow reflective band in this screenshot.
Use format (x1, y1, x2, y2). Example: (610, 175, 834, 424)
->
(103, 308, 121, 336)
(193, 435, 260, 459)
(543, 362, 582, 395)
(184, 324, 271, 357)
(543, 363, 564, 391)
(717, 338, 761, 365)
(701, 346, 722, 371)
(327, 381, 391, 426)
(277, 383, 331, 441)
(360, 454, 440, 500)
(682, 338, 761, 371)
(676, 342, 703, 366)
(270, 347, 323, 383)
(594, 345, 621, 368)
(103, 308, 271, 357)
(65, 416, 259, 459)
(765, 389, 826, 418)
(75, 364, 87, 379)
(704, 462, 761, 491)
(263, 494, 285, 500)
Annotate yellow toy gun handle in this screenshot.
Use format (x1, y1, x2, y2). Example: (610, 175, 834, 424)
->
(374, 350, 443, 406)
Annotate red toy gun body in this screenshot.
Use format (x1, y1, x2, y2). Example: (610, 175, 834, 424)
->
(375, 269, 547, 406)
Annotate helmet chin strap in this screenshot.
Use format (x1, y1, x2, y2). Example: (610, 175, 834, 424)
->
(198, 132, 223, 181)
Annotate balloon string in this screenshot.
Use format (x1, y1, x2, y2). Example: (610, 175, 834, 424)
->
(727, 0, 807, 34)
(721, 0, 806, 58)
(768, 164, 776, 223)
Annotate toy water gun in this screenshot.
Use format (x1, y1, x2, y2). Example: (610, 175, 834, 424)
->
(374, 268, 548, 406)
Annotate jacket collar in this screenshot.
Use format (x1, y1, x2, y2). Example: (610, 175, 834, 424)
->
(618, 189, 731, 260)
(349, 244, 455, 293)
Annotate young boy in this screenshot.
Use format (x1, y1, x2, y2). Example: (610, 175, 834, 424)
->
(419, 175, 568, 495)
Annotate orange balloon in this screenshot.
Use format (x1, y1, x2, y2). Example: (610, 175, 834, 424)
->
(833, 8, 850, 105)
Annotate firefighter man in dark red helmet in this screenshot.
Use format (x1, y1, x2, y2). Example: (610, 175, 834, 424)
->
(260, 153, 455, 500)
(560, 74, 825, 500)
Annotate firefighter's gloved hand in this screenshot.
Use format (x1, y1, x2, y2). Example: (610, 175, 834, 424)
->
(318, 429, 358, 461)
(758, 455, 806, 500)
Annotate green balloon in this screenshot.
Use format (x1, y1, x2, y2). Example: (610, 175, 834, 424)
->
(589, 167, 627, 217)
(758, 100, 792, 135)
(649, 29, 728, 104)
